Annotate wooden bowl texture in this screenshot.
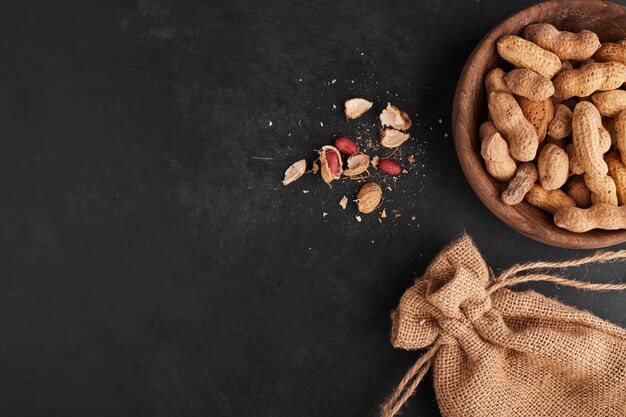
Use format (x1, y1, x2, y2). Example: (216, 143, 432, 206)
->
(452, 0, 626, 249)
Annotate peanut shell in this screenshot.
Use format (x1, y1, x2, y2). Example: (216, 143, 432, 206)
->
(553, 62, 626, 100)
(488, 92, 539, 162)
(497, 35, 561, 79)
(572, 102, 608, 178)
(547, 104, 572, 140)
(584, 173, 618, 206)
(538, 143, 569, 190)
(501, 162, 538, 205)
(554, 204, 626, 233)
(523, 24, 600, 61)
(525, 184, 575, 214)
(590, 90, 626, 117)
(319, 145, 343, 185)
(606, 151, 626, 205)
(356, 182, 382, 214)
(518, 96, 554, 142)
(565, 175, 592, 208)
(505, 69, 554, 101)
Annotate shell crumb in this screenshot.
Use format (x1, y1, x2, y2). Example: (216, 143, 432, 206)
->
(282, 159, 306, 186)
(345, 98, 373, 120)
(379, 103, 412, 130)
(339, 195, 348, 209)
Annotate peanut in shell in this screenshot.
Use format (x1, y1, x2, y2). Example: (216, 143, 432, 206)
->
(523, 24, 600, 61)
(538, 143, 569, 190)
(553, 62, 626, 100)
(496, 35, 561, 79)
(518, 96, 554, 142)
(505, 69, 554, 101)
(488, 92, 539, 162)
(606, 151, 626, 205)
(572, 102, 608, 179)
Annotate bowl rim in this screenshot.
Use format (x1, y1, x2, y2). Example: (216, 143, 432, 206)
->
(452, 0, 626, 249)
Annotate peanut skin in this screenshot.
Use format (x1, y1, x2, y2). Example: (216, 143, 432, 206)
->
(517, 96, 554, 142)
(488, 92, 539, 162)
(552, 62, 626, 100)
(547, 104, 572, 140)
(504, 69, 554, 101)
(501, 162, 538, 205)
(525, 183, 575, 214)
(497, 35, 562, 79)
(523, 24, 600, 61)
(572, 102, 608, 178)
(554, 204, 626, 233)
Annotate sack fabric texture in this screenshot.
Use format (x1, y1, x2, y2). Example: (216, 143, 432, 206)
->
(383, 235, 626, 417)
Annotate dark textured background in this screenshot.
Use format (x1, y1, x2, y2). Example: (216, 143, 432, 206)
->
(1, 0, 626, 416)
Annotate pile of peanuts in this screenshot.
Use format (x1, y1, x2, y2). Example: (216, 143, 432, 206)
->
(482, 23, 626, 233)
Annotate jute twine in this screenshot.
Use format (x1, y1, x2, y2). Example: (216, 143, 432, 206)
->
(381, 248, 626, 417)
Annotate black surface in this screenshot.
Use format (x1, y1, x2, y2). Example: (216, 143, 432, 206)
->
(2, 1, 626, 416)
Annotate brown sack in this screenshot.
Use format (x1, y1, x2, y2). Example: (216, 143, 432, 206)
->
(381, 235, 626, 417)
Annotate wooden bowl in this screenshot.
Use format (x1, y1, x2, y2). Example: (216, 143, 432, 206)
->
(452, 0, 626, 249)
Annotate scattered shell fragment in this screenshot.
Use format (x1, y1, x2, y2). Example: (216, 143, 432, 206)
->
(381, 208, 387, 218)
(343, 153, 371, 177)
(355, 215, 362, 222)
(339, 195, 348, 209)
(379, 103, 412, 130)
(380, 128, 410, 148)
(344, 98, 373, 120)
(322, 212, 328, 218)
(407, 154, 416, 163)
(311, 161, 319, 174)
(371, 156, 380, 168)
(282, 159, 306, 185)
(357, 182, 383, 214)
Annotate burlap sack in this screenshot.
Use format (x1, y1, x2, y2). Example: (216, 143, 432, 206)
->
(381, 235, 626, 417)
